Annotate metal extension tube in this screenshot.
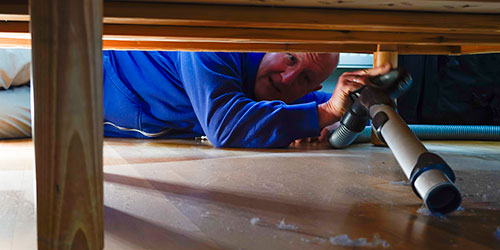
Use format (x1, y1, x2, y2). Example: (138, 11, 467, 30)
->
(370, 104, 461, 214)
(329, 68, 462, 214)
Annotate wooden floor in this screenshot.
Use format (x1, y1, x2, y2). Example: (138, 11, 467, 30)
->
(1, 138, 499, 249)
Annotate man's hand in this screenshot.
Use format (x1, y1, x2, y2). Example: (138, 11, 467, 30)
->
(318, 121, 340, 142)
(291, 121, 339, 144)
(317, 64, 392, 129)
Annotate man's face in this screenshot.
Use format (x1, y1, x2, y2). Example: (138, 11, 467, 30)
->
(254, 52, 338, 103)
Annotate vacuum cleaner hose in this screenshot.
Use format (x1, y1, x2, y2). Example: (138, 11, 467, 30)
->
(352, 124, 500, 143)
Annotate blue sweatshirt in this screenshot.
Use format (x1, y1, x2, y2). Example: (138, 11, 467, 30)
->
(103, 51, 330, 148)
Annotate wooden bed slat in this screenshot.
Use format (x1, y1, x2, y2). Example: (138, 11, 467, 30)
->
(101, 24, 500, 46)
(1, 21, 497, 54)
(101, 2, 500, 35)
(3, 2, 500, 35)
(110, 0, 500, 14)
(1, 1, 500, 54)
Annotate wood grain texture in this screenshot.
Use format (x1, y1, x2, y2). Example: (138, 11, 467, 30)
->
(7, 0, 500, 15)
(0, 37, 31, 48)
(460, 44, 500, 54)
(374, 47, 399, 67)
(2, 139, 500, 249)
(0, 21, 469, 54)
(101, 41, 377, 52)
(101, 24, 500, 45)
(30, 0, 104, 249)
(110, 0, 500, 14)
(100, 2, 500, 35)
(2, 1, 500, 53)
(100, 42, 467, 54)
(4, 1, 500, 35)
(5, 21, 500, 47)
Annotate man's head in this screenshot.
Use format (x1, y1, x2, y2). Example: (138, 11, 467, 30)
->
(254, 52, 339, 103)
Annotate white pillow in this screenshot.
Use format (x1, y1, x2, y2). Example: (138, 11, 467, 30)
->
(0, 49, 31, 89)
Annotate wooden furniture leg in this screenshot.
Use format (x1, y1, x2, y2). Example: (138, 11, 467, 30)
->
(30, 0, 104, 249)
(371, 44, 398, 146)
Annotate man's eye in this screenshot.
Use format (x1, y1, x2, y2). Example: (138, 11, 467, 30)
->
(287, 53, 297, 64)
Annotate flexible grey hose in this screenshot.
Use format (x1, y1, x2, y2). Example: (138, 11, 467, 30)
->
(354, 125, 500, 142)
(329, 125, 361, 148)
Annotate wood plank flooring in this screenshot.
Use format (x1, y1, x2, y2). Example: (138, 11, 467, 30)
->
(1, 138, 499, 249)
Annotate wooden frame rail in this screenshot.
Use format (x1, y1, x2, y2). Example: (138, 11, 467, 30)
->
(1, 1, 500, 54)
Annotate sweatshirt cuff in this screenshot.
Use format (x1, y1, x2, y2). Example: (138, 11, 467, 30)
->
(283, 101, 321, 139)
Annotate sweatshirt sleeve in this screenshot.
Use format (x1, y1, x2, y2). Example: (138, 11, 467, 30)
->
(292, 91, 331, 105)
(178, 52, 321, 148)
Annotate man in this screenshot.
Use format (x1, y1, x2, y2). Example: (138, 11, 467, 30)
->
(102, 51, 390, 147)
(1, 49, 390, 147)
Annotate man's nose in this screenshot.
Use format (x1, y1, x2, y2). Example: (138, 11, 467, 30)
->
(281, 69, 299, 85)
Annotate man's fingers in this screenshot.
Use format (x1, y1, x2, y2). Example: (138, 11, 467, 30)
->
(319, 122, 340, 142)
(362, 63, 392, 76)
(344, 63, 392, 76)
(294, 137, 319, 144)
(349, 75, 368, 87)
(340, 75, 367, 92)
(346, 64, 391, 77)
(341, 64, 391, 87)
(319, 128, 330, 142)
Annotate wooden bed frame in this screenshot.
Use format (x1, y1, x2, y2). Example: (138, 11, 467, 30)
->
(1, 0, 500, 249)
